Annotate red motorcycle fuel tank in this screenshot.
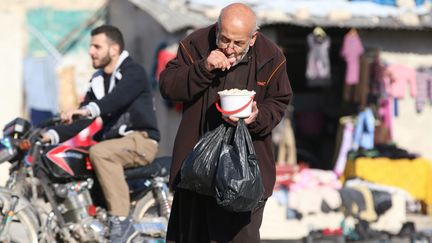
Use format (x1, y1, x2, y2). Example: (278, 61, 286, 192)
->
(42, 145, 94, 180)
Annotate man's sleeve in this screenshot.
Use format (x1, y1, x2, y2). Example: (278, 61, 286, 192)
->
(248, 54, 293, 137)
(159, 41, 216, 102)
(48, 119, 94, 144)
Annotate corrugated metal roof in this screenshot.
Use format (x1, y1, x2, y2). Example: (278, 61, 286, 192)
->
(252, 0, 432, 29)
(130, 0, 432, 31)
(129, 0, 212, 32)
(259, 14, 432, 30)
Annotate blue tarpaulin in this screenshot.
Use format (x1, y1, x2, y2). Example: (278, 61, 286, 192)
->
(351, 0, 429, 6)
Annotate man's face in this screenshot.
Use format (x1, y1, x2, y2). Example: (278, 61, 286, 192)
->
(216, 22, 256, 66)
(89, 33, 113, 69)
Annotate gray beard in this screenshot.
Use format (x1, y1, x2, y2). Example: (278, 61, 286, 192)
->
(233, 45, 250, 66)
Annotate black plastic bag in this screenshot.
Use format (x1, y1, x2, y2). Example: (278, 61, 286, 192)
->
(215, 119, 264, 212)
(177, 124, 227, 196)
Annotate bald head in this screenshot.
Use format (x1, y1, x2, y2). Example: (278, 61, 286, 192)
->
(218, 3, 258, 37)
(215, 3, 259, 66)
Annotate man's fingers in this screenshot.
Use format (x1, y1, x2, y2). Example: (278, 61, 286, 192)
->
(244, 114, 256, 125)
(249, 101, 258, 114)
(60, 109, 84, 124)
(40, 133, 51, 143)
(60, 112, 71, 123)
(228, 57, 236, 65)
(222, 116, 238, 126)
(244, 102, 258, 125)
(206, 49, 235, 72)
(229, 116, 239, 122)
(221, 59, 232, 71)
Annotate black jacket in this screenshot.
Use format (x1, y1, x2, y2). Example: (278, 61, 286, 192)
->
(52, 56, 160, 143)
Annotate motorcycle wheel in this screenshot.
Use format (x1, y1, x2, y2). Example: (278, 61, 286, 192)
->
(132, 191, 173, 220)
(0, 207, 39, 243)
(131, 191, 173, 242)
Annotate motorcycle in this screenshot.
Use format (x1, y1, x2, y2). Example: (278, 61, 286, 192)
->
(0, 117, 172, 243)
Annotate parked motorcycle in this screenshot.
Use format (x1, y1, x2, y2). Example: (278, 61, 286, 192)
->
(0, 117, 172, 243)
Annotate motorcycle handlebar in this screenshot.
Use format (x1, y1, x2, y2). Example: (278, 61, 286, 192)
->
(37, 113, 89, 129)
(36, 116, 63, 128)
(71, 114, 87, 121)
(23, 114, 91, 146)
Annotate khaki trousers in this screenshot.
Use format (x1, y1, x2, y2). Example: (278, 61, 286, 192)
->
(89, 131, 158, 216)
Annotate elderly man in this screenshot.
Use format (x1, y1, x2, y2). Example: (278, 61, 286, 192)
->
(160, 3, 292, 242)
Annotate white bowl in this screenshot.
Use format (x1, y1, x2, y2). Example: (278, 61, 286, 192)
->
(217, 89, 256, 118)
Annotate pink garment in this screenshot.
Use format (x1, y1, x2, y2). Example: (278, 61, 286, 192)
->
(341, 32, 364, 85)
(382, 64, 417, 98)
(289, 168, 341, 192)
(378, 98, 393, 140)
(416, 70, 432, 112)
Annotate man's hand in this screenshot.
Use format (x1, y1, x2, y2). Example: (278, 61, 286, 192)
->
(222, 101, 258, 125)
(205, 49, 236, 72)
(40, 133, 52, 144)
(61, 108, 90, 124)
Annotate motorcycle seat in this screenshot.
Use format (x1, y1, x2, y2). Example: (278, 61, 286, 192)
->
(124, 156, 171, 180)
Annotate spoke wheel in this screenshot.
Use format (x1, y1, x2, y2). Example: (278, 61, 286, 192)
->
(0, 208, 39, 243)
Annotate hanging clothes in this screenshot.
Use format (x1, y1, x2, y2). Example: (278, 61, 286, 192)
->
(415, 69, 432, 113)
(376, 98, 393, 143)
(305, 28, 331, 87)
(369, 51, 385, 97)
(382, 64, 417, 98)
(353, 107, 375, 150)
(344, 51, 374, 105)
(341, 29, 364, 85)
(356, 53, 371, 107)
(334, 117, 355, 177)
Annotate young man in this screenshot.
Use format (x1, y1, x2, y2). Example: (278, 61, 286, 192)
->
(160, 3, 292, 243)
(42, 25, 160, 242)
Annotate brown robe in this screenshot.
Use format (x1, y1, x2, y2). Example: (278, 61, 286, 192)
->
(160, 23, 293, 243)
(160, 23, 293, 199)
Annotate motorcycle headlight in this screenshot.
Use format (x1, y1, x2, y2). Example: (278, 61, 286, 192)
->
(0, 138, 17, 163)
